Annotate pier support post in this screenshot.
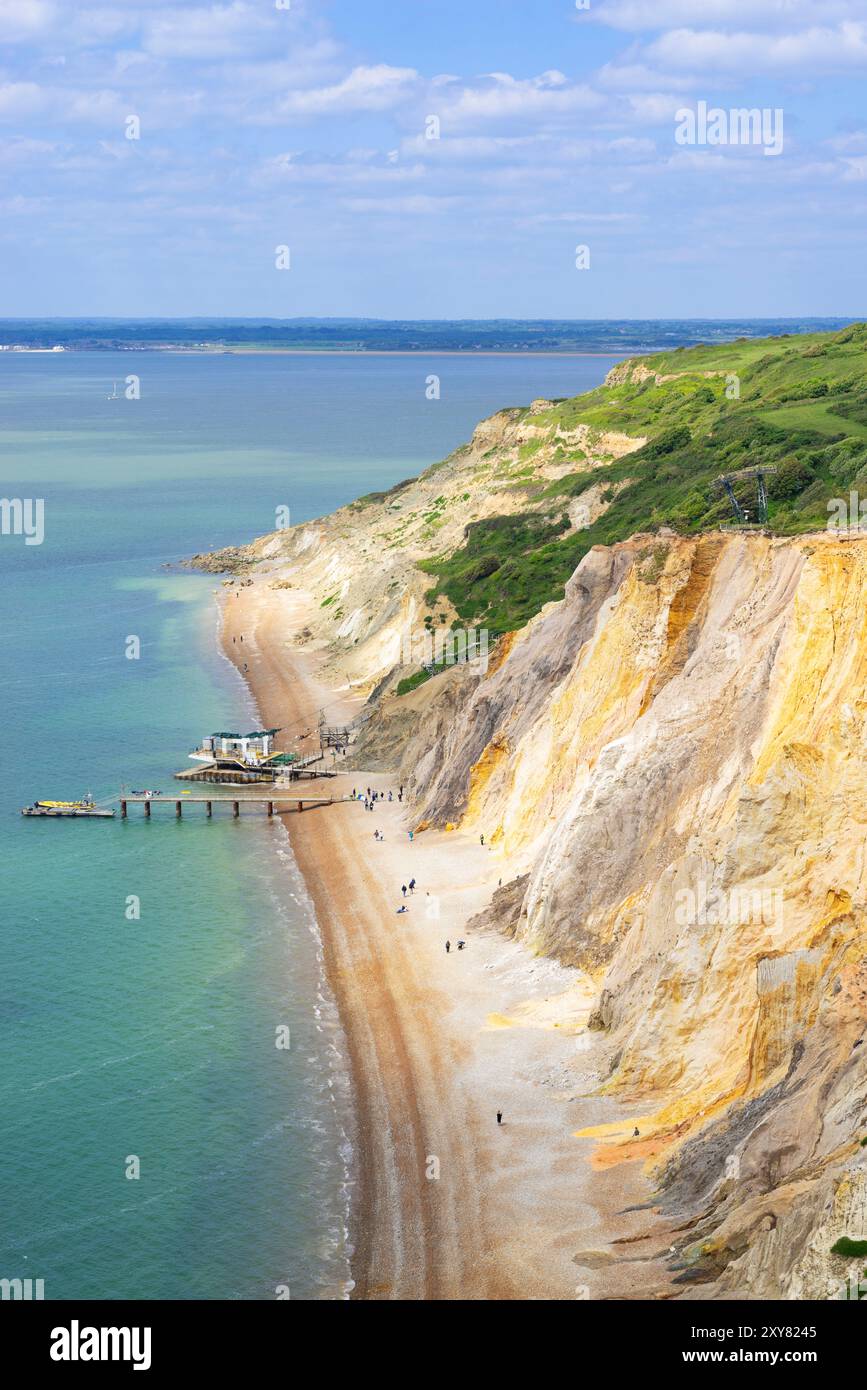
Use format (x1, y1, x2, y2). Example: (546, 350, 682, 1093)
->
(206, 801, 212, 817)
(144, 800, 151, 819)
(297, 800, 303, 813)
(176, 801, 182, 818)
(233, 801, 240, 818)
(120, 800, 127, 819)
(267, 801, 273, 816)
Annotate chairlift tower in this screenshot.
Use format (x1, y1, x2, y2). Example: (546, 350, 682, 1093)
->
(712, 466, 778, 526)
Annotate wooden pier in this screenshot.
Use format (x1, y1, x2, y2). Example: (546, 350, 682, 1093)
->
(118, 794, 347, 819)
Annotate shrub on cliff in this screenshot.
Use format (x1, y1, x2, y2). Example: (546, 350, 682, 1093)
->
(768, 456, 816, 499)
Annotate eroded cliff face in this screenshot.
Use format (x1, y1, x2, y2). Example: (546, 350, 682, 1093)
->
(358, 530, 867, 1297)
(202, 432, 867, 1296)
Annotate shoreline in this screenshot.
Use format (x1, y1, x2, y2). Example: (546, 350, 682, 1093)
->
(210, 594, 357, 1300)
(219, 578, 676, 1301)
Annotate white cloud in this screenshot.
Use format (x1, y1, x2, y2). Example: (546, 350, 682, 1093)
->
(626, 92, 686, 124)
(0, 82, 48, 118)
(143, 2, 278, 60)
(590, 1, 867, 32)
(277, 65, 419, 116)
(254, 151, 425, 188)
(430, 71, 602, 129)
(398, 130, 656, 168)
(343, 194, 462, 215)
(219, 42, 342, 94)
(596, 63, 700, 92)
(0, 0, 56, 42)
(646, 23, 867, 75)
(0, 135, 57, 164)
(827, 129, 867, 151)
(518, 210, 638, 225)
(398, 133, 541, 161)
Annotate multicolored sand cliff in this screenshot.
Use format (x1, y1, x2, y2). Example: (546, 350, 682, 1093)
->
(205, 330, 867, 1299)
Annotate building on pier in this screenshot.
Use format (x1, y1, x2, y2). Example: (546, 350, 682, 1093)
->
(180, 728, 300, 784)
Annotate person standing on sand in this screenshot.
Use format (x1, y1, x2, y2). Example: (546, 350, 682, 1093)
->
(408, 830, 414, 841)
(408, 878, 415, 893)
(401, 884, 407, 897)
(480, 834, 485, 846)
(497, 1110, 503, 1125)
(445, 940, 450, 953)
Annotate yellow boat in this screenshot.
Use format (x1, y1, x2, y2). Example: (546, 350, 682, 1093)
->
(21, 796, 115, 819)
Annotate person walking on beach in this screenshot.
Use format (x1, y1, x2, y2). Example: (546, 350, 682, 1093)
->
(408, 830, 414, 841)
(480, 834, 485, 846)
(445, 940, 450, 953)
(496, 1110, 503, 1125)
(401, 884, 407, 897)
(408, 877, 415, 894)
(388, 791, 393, 802)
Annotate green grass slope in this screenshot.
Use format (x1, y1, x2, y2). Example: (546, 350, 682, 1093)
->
(420, 322, 867, 630)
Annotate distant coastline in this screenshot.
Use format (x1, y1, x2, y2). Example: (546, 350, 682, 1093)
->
(0, 316, 858, 357)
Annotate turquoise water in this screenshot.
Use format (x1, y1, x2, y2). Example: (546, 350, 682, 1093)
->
(0, 350, 617, 1299)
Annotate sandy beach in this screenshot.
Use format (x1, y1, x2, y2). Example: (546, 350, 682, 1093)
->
(221, 579, 676, 1301)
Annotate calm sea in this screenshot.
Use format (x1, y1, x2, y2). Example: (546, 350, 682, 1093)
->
(0, 350, 619, 1299)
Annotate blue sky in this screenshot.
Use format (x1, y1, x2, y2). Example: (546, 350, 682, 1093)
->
(1, 0, 866, 317)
